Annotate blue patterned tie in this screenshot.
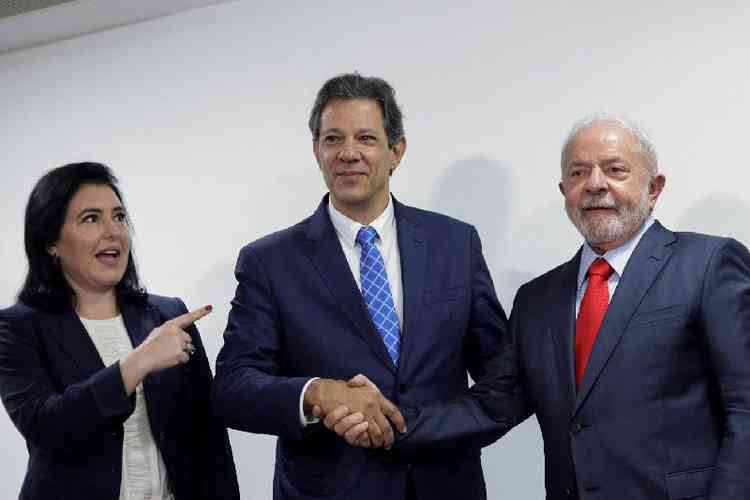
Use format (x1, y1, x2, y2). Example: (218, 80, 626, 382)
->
(356, 226, 401, 366)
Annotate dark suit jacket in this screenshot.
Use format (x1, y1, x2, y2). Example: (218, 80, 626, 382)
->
(0, 294, 239, 500)
(211, 195, 508, 500)
(399, 221, 750, 500)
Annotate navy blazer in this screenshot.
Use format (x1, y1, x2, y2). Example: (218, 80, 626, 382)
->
(212, 196, 508, 500)
(0, 294, 239, 500)
(399, 222, 750, 500)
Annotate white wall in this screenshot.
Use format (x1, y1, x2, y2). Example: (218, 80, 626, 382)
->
(2, 1, 749, 498)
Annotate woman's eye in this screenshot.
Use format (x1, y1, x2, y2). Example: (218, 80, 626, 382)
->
(114, 212, 128, 223)
(82, 214, 98, 223)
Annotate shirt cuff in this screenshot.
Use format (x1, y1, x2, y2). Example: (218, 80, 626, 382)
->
(299, 377, 321, 427)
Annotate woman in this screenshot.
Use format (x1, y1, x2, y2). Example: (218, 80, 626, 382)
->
(0, 163, 240, 500)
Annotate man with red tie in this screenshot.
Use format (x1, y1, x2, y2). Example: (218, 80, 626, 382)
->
(333, 113, 750, 499)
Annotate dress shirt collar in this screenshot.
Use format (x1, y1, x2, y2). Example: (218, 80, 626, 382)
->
(577, 215, 656, 290)
(327, 195, 395, 249)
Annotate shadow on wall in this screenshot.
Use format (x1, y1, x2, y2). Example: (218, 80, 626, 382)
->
(187, 256, 278, 499)
(675, 194, 750, 247)
(520, 200, 582, 269)
(431, 156, 546, 499)
(185, 166, 327, 500)
(431, 156, 533, 309)
(186, 258, 238, 359)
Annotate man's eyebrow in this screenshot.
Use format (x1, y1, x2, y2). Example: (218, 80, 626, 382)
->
(320, 127, 342, 135)
(600, 156, 625, 164)
(566, 160, 591, 168)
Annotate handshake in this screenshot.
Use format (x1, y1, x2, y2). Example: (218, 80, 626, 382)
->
(303, 375, 406, 449)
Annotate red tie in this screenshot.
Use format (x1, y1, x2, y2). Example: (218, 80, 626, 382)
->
(575, 258, 614, 390)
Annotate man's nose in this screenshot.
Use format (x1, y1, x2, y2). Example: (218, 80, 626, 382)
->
(584, 166, 608, 192)
(338, 140, 361, 162)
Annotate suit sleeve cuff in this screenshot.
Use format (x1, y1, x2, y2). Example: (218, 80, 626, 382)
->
(299, 377, 320, 427)
(91, 361, 134, 419)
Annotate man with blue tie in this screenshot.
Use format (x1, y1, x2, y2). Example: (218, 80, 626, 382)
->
(211, 73, 508, 500)
(332, 113, 750, 499)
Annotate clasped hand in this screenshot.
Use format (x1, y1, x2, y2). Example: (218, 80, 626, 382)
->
(305, 374, 405, 449)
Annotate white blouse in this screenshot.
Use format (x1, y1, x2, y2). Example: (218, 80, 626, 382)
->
(80, 315, 173, 500)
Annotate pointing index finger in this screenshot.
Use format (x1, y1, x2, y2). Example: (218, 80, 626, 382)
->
(167, 305, 213, 329)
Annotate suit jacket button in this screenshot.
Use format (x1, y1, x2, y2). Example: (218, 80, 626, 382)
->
(571, 422, 583, 434)
(563, 488, 574, 498)
(159, 431, 165, 441)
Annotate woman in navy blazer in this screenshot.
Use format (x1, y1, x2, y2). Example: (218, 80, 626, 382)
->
(0, 163, 239, 500)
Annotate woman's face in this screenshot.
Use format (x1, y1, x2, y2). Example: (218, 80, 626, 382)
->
(48, 184, 131, 298)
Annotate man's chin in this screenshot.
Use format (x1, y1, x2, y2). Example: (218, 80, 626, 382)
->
(332, 191, 368, 207)
(576, 218, 623, 245)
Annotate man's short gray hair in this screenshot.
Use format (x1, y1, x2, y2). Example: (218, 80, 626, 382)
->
(561, 112, 658, 176)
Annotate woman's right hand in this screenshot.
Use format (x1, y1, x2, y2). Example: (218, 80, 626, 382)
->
(120, 305, 212, 395)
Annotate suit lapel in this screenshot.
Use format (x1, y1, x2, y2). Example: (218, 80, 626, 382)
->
(574, 222, 676, 415)
(304, 196, 396, 373)
(547, 251, 581, 406)
(392, 200, 426, 376)
(46, 308, 105, 378)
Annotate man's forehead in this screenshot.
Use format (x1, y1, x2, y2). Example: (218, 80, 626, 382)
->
(321, 98, 381, 116)
(568, 122, 638, 156)
(319, 98, 385, 131)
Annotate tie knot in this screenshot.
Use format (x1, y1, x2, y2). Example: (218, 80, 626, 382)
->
(588, 258, 614, 279)
(356, 226, 379, 247)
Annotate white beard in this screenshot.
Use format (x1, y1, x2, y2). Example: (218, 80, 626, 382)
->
(567, 189, 650, 247)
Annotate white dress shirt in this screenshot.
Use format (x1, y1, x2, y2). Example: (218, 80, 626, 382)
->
(576, 216, 656, 315)
(80, 315, 173, 500)
(298, 196, 404, 425)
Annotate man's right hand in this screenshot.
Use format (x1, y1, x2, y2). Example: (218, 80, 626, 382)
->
(303, 376, 405, 449)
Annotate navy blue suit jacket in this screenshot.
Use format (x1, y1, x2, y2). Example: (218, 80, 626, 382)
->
(212, 196, 508, 500)
(399, 222, 750, 500)
(0, 294, 239, 500)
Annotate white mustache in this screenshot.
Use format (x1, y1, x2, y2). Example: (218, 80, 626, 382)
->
(580, 196, 617, 210)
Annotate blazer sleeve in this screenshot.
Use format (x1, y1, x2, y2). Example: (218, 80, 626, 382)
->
(0, 307, 134, 455)
(394, 248, 532, 456)
(463, 227, 511, 383)
(701, 239, 750, 498)
(212, 246, 312, 440)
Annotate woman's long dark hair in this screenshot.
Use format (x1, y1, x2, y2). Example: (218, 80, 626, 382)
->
(19, 162, 146, 312)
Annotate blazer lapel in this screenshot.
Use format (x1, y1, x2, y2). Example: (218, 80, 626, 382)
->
(121, 300, 185, 427)
(392, 199, 426, 376)
(46, 309, 105, 378)
(120, 300, 153, 349)
(547, 250, 581, 407)
(304, 196, 396, 373)
(574, 222, 676, 414)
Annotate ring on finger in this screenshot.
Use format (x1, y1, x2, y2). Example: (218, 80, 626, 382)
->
(183, 343, 196, 356)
